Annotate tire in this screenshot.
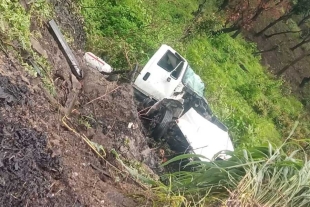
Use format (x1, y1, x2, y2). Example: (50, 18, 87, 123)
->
(106, 74, 119, 81)
(133, 89, 147, 102)
(152, 109, 173, 140)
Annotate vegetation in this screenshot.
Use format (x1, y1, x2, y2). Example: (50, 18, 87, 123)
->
(158, 133, 310, 206)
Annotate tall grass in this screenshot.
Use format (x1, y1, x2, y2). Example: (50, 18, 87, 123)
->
(159, 141, 310, 206)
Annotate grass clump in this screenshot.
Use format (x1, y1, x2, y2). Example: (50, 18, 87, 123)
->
(159, 141, 310, 207)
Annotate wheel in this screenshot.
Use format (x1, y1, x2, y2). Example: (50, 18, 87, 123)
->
(152, 109, 173, 140)
(133, 89, 147, 102)
(106, 74, 119, 81)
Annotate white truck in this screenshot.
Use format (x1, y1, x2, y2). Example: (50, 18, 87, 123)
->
(133, 44, 234, 161)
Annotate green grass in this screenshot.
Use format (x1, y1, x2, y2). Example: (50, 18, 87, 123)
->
(78, 0, 197, 68)
(181, 34, 305, 147)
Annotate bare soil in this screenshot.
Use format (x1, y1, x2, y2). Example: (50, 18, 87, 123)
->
(0, 1, 161, 206)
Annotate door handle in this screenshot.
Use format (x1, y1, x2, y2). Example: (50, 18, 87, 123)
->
(143, 72, 150, 81)
(167, 77, 171, 82)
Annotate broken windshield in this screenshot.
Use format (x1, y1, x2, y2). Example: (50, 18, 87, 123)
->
(182, 65, 205, 97)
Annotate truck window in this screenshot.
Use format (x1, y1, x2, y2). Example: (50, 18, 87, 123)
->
(171, 62, 184, 79)
(157, 51, 182, 72)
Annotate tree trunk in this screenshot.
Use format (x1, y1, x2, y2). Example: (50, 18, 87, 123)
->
(264, 30, 301, 38)
(251, 7, 265, 21)
(218, 0, 229, 12)
(255, 13, 292, 36)
(252, 0, 284, 22)
(211, 25, 240, 36)
(276, 53, 310, 76)
(252, 45, 279, 55)
(290, 38, 310, 51)
(299, 77, 310, 88)
(231, 28, 242, 38)
(298, 14, 310, 26)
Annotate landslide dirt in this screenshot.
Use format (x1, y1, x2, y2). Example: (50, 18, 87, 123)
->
(0, 1, 161, 206)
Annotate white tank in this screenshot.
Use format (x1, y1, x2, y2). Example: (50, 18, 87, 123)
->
(83, 52, 113, 73)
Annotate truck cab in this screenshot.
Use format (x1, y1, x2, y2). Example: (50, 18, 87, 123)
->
(134, 45, 189, 101)
(133, 45, 234, 161)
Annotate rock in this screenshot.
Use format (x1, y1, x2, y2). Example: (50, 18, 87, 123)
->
(128, 122, 133, 129)
(30, 37, 48, 59)
(72, 172, 79, 178)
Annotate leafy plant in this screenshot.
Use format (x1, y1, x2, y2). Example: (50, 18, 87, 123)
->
(158, 139, 310, 206)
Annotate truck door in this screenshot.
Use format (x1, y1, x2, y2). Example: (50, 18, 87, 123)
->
(134, 46, 186, 100)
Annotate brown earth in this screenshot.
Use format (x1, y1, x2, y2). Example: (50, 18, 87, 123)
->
(0, 1, 162, 206)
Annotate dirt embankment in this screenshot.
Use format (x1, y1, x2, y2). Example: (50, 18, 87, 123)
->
(0, 1, 160, 206)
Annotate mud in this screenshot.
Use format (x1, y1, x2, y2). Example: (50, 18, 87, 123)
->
(0, 124, 59, 206)
(0, 71, 82, 207)
(0, 0, 162, 206)
(0, 75, 28, 107)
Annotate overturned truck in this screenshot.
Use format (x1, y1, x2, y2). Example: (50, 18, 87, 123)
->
(133, 45, 234, 161)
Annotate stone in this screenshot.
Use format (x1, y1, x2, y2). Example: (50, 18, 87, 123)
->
(30, 37, 48, 59)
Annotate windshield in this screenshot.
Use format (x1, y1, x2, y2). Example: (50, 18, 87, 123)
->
(182, 65, 205, 97)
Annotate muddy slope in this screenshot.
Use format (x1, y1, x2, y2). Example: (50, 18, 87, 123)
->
(0, 1, 160, 206)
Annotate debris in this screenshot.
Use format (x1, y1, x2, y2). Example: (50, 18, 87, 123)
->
(19, 48, 44, 77)
(65, 74, 82, 116)
(128, 122, 133, 129)
(83, 52, 112, 73)
(89, 141, 106, 157)
(49, 19, 83, 79)
(128, 122, 138, 129)
(30, 37, 48, 58)
(159, 149, 165, 158)
(26, 57, 43, 77)
(83, 85, 121, 106)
